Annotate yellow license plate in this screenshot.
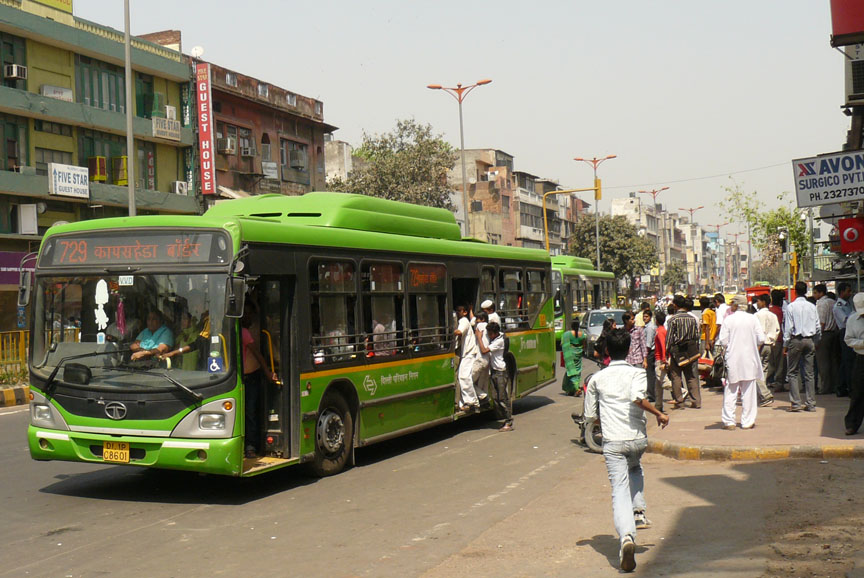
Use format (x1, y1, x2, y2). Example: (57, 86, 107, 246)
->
(103, 441, 130, 463)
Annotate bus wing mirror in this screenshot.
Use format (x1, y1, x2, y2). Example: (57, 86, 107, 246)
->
(225, 277, 246, 318)
(17, 270, 31, 307)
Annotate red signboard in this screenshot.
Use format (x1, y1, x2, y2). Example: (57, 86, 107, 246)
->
(839, 217, 864, 253)
(195, 63, 216, 196)
(830, 0, 864, 46)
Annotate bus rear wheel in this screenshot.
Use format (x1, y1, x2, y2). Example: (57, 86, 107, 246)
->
(311, 392, 353, 476)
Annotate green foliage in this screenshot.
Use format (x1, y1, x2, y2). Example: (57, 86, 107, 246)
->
(568, 214, 657, 296)
(719, 181, 808, 267)
(0, 367, 28, 386)
(662, 260, 688, 289)
(326, 119, 458, 209)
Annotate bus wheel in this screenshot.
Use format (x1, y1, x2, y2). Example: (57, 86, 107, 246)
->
(311, 392, 353, 476)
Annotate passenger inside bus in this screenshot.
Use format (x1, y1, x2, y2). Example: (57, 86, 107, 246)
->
(130, 310, 174, 361)
(159, 310, 199, 370)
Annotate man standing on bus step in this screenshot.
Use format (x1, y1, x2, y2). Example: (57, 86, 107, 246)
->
(813, 284, 839, 395)
(477, 322, 513, 431)
(480, 299, 501, 328)
(583, 328, 669, 572)
(784, 281, 821, 412)
(454, 304, 480, 412)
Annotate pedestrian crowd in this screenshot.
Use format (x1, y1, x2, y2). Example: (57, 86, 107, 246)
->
(571, 280, 864, 572)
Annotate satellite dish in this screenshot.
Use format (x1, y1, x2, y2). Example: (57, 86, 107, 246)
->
(819, 203, 845, 226)
(190, 46, 205, 59)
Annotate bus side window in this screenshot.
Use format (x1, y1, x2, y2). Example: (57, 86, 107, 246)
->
(310, 260, 356, 365)
(407, 263, 447, 353)
(362, 262, 404, 358)
(500, 268, 527, 330)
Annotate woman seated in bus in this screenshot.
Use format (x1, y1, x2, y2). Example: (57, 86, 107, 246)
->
(158, 311, 199, 370)
(130, 309, 174, 361)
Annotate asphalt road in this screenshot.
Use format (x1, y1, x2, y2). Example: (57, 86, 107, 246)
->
(0, 369, 604, 578)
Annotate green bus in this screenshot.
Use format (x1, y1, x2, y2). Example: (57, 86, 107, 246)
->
(551, 256, 616, 345)
(23, 193, 556, 477)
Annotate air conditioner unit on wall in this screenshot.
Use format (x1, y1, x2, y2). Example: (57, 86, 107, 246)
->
(171, 181, 188, 195)
(289, 149, 306, 169)
(217, 137, 236, 154)
(88, 156, 107, 182)
(4, 64, 27, 80)
(17, 204, 37, 235)
(112, 156, 128, 186)
(845, 44, 864, 105)
(165, 105, 176, 121)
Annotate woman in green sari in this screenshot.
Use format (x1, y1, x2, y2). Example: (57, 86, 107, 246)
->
(561, 320, 585, 396)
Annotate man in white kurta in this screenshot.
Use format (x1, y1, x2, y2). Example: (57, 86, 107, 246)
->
(717, 295, 766, 429)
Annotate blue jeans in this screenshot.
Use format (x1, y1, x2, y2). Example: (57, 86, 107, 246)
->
(603, 437, 649, 545)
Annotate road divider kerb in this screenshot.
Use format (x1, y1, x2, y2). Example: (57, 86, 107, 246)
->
(0, 385, 29, 407)
(648, 439, 864, 461)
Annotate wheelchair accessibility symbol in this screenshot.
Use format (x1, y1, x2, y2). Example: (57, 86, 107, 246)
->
(208, 357, 224, 373)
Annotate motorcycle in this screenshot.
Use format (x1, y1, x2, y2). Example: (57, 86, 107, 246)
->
(571, 373, 603, 453)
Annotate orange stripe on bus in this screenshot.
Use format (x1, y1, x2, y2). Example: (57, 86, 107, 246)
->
(300, 353, 455, 380)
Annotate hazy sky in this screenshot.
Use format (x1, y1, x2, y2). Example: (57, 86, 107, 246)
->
(76, 0, 847, 235)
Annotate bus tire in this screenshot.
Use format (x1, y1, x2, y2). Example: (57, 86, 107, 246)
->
(311, 392, 354, 477)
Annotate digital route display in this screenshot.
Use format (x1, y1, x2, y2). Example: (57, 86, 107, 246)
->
(39, 230, 231, 267)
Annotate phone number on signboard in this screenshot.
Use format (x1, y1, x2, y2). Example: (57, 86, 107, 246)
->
(808, 186, 864, 202)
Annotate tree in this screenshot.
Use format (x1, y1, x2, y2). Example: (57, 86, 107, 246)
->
(662, 260, 688, 290)
(569, 214, 657, 297)
(326, 119, 458, 209)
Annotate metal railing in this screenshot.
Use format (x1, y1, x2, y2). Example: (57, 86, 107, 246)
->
(0, 330, 28, 374)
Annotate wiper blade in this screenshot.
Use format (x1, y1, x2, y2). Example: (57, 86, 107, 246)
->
(44, 348, 130, 398)
(111, 365, 203, 404)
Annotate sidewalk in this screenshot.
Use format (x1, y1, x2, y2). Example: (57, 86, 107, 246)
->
(647, 384, 864, 460)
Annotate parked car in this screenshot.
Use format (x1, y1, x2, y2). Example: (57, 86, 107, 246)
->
(579, 308, 626, 360)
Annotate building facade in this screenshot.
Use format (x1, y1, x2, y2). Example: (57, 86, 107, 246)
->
(0, 0, 198, 331)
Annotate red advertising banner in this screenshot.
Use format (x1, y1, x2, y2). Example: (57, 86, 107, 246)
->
(839, 217, 864, 253)
(195, 63, 216, 195)
(830, 0, 864, 46)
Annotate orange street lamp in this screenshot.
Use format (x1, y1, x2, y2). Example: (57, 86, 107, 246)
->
(678, 206, 704, 222)
(427, 79, 492, 238)
(574, 155, 616, 269)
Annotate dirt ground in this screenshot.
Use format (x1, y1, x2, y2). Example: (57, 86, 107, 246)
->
(763, 459, 864, 578)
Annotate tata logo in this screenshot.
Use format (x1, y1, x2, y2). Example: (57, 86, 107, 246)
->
(104, 401, 127, 420)
(363, 375, 378, 396)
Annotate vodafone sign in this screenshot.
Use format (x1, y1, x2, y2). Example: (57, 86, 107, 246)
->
(195, 63, 216, 196)
(839, 217, 864, 253)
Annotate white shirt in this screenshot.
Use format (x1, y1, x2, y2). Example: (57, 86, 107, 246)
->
(457, 317, 478, 358)
(487, 334, 506, 371)
(718, 310, 766, 383)
(487, 311, 502, 327)
(783, 296, 821, 345)
(834, 297, 854, 331)
(716, 303, 730, 323)
(845, 311, 864, 354)
(583, 360, 648, 442)
(754, 306, 780, 346)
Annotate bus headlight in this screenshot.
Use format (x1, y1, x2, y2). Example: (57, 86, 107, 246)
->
(198, 413, 226, 430)
(32, 403, 53, 425)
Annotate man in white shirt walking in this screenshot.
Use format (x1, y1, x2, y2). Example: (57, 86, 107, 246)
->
(784, 282, 821, 412)
(584, 328, 669, 573)
(754, 294, 780, 407)
(718, 295, 766, 429)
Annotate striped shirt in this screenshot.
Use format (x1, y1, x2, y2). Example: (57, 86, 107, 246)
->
(666, 311, 700, 352)
(625, 325, 647, 365)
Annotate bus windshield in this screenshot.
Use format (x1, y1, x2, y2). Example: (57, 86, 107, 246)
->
(30, 272, 233, 390)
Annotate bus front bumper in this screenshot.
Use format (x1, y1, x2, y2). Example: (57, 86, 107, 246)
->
(28, 426, 245, 476)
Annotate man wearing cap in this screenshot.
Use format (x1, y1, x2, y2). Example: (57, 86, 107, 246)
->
(480, 300, 501, 328)
(784, 281, 821, 412)
(717, 294, 766, 429)
(842, 293, 864, 435)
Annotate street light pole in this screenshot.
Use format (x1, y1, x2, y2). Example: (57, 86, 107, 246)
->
(123, 0, 136, 216)
(574, 155, 616, 270)
(427, 79, 492, 239)
(637, 187, 669, 294)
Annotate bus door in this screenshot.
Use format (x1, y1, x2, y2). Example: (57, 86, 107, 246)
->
(257, 276, 297, 460)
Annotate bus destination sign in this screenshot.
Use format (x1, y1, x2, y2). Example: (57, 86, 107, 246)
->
(41, 231, 229, 267)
